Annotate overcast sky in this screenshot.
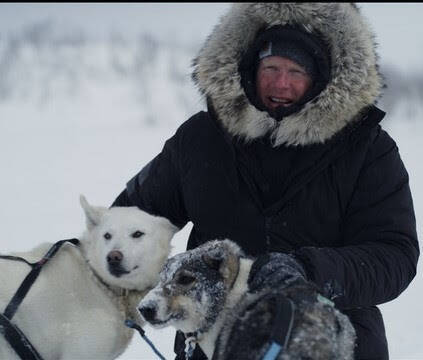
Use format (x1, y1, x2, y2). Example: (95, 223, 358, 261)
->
(1, 3, 422, 71)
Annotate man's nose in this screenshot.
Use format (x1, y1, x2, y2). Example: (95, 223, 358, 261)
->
(273, 71, 291, 89)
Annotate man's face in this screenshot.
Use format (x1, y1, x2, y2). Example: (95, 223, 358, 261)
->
(256, 56, 312, 110)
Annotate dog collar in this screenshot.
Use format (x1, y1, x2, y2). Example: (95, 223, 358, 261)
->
(184, 332, 198, 359)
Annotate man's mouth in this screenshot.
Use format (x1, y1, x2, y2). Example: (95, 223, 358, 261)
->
(269, 97, 294, 107)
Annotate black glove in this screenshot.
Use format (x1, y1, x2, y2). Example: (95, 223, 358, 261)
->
(247, 252, 307, 294)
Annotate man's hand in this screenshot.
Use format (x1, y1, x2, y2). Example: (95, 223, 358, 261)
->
(247, 252, 307, 293)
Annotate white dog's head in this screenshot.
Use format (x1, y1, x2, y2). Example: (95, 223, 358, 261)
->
(138, 240, 245, 334)
(79, 195, 178, 291)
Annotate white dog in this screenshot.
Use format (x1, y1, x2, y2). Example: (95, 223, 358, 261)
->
(139, 239, 356, 360)
(0, 196, 177, 359)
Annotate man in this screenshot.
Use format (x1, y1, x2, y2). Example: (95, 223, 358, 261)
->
(256, 48, 314, 111)
(113, 4, 419, 359)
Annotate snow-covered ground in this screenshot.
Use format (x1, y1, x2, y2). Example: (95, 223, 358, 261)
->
(0, 3, 422, 359)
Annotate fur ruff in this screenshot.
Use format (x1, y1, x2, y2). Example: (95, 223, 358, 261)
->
(192, 3, 383, 146)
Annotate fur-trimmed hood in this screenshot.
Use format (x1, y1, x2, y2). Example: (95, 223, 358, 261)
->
(192, 3, 383, 146)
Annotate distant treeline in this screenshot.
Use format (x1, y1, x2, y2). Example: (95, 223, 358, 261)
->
(0, 20, 421, 121)
(379, 65, 423, 116)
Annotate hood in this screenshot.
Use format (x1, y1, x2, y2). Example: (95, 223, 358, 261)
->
(192, 3, 383, 146)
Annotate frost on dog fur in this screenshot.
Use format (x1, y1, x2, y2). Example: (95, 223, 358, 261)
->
(139, 239, 356, 360)
(140, 241, 233, 333)
(0, 195, 178, 360)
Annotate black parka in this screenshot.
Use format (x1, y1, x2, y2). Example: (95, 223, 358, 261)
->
(113, 4, 419, 359)
(114, 105, 418, 359)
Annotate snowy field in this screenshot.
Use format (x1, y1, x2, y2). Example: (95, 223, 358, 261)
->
(0, 3, 422, 360)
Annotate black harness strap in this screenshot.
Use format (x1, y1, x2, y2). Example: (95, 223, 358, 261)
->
(3, 264, 44, 320)
(0, 313, 43, 360)
(0, 255, 34, 267)
(0, 238, 80, 359)
(125, 319, 167, 360)
(271, 295, 295, 348)
(2, 238, 80, 320)
(262, 294, 296, 360)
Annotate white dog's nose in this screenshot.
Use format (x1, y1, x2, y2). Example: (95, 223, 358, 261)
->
(107, 250, 123, 265)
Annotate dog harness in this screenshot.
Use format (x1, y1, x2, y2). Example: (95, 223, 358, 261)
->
(125, 319, 168, 360)
(181, 294, 296, 360)
(0, 238, 80, 360)
(184, 331, 198, 359)
(261, 295, 296, 360)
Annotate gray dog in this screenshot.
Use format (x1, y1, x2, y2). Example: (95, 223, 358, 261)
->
(139, 240, 356, 359)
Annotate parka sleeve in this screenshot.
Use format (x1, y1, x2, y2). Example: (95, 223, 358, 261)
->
(294, 127, 419, 310)
(112, 131, 188, 230)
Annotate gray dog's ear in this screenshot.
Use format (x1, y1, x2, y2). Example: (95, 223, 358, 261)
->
(80, 195, 106, 230)
(202, 240, 241, 287)
(202, 251, 224, 271)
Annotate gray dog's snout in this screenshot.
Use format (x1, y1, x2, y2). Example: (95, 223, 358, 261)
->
(107, 250, 123, 265)
(139, 305, 157, 322)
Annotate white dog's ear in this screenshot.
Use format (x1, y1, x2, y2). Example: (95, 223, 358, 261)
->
(80, 195, 106, 230)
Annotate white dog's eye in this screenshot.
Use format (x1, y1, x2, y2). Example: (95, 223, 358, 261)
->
(132, 231, 144, 239)
(104, 232, 112, 240)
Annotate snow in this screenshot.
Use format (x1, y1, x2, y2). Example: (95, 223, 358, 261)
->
(0, 3, 422, 359)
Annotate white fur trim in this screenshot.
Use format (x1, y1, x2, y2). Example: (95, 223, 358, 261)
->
(192, 3, 382, 146)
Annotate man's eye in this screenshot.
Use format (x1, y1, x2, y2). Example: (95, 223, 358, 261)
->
(264, 66, 278, 72)
(132, 231, 144, 238)
(290, 69, 307, 77)
(290, 69, 303, 74)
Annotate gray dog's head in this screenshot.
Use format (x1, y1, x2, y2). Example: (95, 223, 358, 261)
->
(138, 239, 245, 334)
